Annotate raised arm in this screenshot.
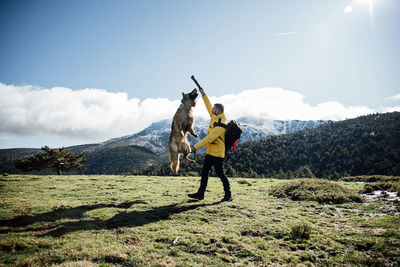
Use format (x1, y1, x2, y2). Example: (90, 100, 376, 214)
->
(202, 93, 213, 117)
(191, 75, 213, 116)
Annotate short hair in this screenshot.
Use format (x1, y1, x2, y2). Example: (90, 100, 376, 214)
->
(214, 103, 224, 113)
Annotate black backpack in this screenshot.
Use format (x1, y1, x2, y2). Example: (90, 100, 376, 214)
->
(214, 119, 243, 156)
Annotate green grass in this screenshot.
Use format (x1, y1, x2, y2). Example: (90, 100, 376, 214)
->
(0, 175, 399, 266)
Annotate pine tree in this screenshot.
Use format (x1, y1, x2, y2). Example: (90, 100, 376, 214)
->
(294, 165, 315, 178)
(225, 165, 237, 177)
(246, 168, 259, 178)
(276, 169, 285, 179)
(15, 146, 85, 175)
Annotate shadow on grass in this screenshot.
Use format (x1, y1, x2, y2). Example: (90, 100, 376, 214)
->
(0, 200, 221, 237)
(0, 201, 145, 229)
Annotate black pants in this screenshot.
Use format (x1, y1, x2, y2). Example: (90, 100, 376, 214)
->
(198, 154, 231, 196)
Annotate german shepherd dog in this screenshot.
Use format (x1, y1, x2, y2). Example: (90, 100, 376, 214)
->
(168, 89, 199, 174)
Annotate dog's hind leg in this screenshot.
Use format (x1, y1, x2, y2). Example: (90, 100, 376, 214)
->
(170, 152, 180, 174)
(183, 153, 195, 163)
(181, 142, 195, 163)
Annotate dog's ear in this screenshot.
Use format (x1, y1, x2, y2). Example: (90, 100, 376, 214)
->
(182, 92, 185, 97)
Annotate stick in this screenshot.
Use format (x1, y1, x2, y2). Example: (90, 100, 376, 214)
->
(191, 75, 202, 90)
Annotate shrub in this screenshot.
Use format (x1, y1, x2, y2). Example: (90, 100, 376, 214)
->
(294, 165, 315, 178)
(269, 178, 363, 204)
(290, 222, 311, 240)
(340, 176, 400, 183)
(360, 181, 400, 194)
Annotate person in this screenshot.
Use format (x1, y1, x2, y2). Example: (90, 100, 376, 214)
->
(188, 87, 232, 202)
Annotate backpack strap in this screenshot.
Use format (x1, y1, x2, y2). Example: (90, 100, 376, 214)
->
(213, 118, 228, 129)
(213, 118, 227, 143)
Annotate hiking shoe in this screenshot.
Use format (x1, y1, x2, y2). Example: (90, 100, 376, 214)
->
(221, 195, 233, 202)
(188, 192, 204, 200)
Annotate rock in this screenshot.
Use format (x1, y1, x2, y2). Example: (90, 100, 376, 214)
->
(2, 173, 8, 177)
(172, 236, 180, 246)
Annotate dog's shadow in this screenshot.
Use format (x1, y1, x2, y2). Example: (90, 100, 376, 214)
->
(0, 200, 221, 237)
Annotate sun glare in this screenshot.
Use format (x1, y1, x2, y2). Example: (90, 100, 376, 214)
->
(344, 5, 353, 13)
(355, 0, 375, 14)
(354, 0, 377, 27)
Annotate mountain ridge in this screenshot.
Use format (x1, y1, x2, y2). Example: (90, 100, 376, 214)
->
(0, 117, 331, 174)
(135, 112, 400, 178)
(91, 117, 328, 155)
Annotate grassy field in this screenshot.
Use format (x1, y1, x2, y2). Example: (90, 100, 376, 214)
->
(0, 175, 399, 266)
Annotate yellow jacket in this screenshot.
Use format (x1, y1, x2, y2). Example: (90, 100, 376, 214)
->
(194, 94, 227, 158)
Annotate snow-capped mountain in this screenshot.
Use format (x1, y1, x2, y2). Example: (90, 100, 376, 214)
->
(99, 117, 328, 155)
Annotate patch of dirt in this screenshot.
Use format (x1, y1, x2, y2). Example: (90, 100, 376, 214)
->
(57, 261, 96, 267)
(362, 190, 399, 202)
(110, 229, 123, 235)
(379, 204, 398, 213)
(332, 221, 363, 234)
(125, 235, 140, 245)
(54, 203, 72, 210)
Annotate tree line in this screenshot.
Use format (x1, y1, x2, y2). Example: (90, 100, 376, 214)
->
(13, 112, 400, 178)
(135, 112, 400, 179)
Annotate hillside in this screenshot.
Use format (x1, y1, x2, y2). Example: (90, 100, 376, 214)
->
(231, 112, 400, 178)
(0, 118, 326, 175)
(82, 145, 160, 174)
(0, 145, 160, 175)
(0, 148, 41, 174)
(137, 112, 400, 178)
(0, 174, 398, 266)
(96, 117, 327, 155)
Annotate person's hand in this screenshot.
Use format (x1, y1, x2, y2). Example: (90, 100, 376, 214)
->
(199, 88, 205, 96)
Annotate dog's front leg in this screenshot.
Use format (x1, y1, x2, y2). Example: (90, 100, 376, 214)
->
(188, 126, 198, 138)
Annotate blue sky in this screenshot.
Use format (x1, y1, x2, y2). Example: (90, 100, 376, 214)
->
(1, 0, 399, 148)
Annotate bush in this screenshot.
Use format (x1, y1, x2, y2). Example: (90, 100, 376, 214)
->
(340, 175, 400, 183)
(290, 222, 311, 240)
(295, 165, 315, 178)
(360, 181, 400, 194)
(269, 178, 363, 204)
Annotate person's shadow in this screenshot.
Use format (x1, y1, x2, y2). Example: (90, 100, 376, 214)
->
(0, 199, 221, 237)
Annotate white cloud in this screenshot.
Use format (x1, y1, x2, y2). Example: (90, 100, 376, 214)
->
(344, 5, 353, 13)
(385, 93, 400, 101)
(381, 106, 400, 113)
(276, 32, 296, 36)
(0, 82, 179, 142)
(204, 88, 375, 121)
(0, 82, 388, 147)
